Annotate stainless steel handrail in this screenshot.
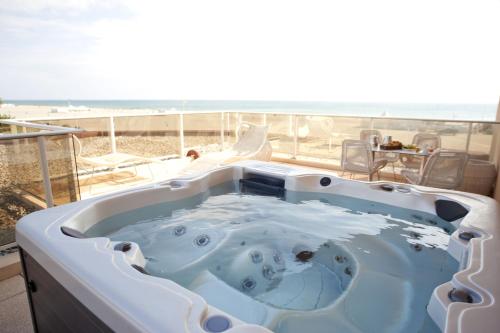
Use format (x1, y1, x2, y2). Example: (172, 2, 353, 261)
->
(0, 119, 83, 208)
(0, 119, 82, 140)
(16, 111, 500, 125)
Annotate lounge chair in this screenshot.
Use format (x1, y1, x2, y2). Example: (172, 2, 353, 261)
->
(72, 135, 156, 190)
(179, 122, 272, 175)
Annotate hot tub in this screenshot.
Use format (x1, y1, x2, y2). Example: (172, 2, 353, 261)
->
(16, 161, 500, 333)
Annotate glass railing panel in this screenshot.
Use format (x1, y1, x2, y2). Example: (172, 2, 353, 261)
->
(36, 117, 112, 157)
(223, 112, 239, 147)
(114, 115, 181, 157)
(468, 123, 498, 161)
(265, 114, 295, 157)
(0, 137, 44, 246)
(183, 113, 222, 153)
(295, 115, 336, 161)
(372, 118, 423, 145)
(371, 119, 469, 150)
(228, 112, 266, 147)
(3, 125, 45, 135)
(435, 122, 469, 151)
(240, 113, 266, 125)
(46, 134, 80, 205)
(0, 124, 14, 135)
(323, 116, 371, 162)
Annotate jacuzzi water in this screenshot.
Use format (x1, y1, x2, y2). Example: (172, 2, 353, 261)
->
(86, 181, 458, 333)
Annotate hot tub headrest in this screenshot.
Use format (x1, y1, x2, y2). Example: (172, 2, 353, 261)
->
(60, 226, 87, 239)
(435, 200, 469, 222)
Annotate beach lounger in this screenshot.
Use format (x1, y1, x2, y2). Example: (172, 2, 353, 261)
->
(72, 135, 157, 191)
(179, 122, 272, 175)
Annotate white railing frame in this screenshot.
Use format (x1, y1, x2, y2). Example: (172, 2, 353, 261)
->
(220, 112, 225, 151)
(108, 116, 117, 154)
(0, 120, 81, 209)
(37, 136, 54, 208)
(464, 122, 473, 153)
(0, 119, 81, 140)
(19, 110, 500, 125)
(179, 113, 185, 155)
(293, 115, 298, 159)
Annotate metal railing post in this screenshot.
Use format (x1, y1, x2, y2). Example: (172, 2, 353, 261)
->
(225, 112, 231, 141)
(220, 112, 225, 151)
(235, 113, 242, 140)
(108, 116, 117, 154)
(179, 113, 185, 155)
(293, 115, 298, 159)
(329, 115, 334, 152)
(465, 122, 473, 153)
(37, 136, 54, 208)
(21, 124, 28, 145)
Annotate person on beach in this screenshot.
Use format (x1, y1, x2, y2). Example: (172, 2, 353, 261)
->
(186, 149, 200, 160)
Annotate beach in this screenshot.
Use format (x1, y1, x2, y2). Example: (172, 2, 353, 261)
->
(0, 103, 496, 246)
(0, 104, 495, 161)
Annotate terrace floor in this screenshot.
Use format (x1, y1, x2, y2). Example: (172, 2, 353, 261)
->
(0, 275, 32, 333)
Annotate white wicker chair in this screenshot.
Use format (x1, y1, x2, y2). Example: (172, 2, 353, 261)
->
(401, 149, 469, 189)
(341, 139, 387, 181)
(400, 133, 441, 169)
(360, 129, 398, 179)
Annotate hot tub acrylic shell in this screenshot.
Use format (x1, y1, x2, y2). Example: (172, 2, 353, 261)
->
(16, 161, 500, 333)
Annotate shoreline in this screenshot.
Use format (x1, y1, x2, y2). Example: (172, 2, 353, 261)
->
(0, 104, 497, 123)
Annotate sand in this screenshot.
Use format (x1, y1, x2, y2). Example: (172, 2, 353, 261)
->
(1, 103, 495, 160)
(0, 104, 497, 245)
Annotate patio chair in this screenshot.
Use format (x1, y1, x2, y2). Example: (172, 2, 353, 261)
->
(341, 139, 387, 181)
(360, 130, 398, 180)
(180, 122, 272, 175)
(400, 133, 441, 169)
(401, 150, 469, 190)
(72, 135, 156, 191)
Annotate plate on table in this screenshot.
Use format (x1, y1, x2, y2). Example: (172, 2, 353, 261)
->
(380, 141, 403, 150)
(402, 144, 420, 152)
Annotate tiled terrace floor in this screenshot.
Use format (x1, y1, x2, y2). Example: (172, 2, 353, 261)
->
(0, 275, 33, 333)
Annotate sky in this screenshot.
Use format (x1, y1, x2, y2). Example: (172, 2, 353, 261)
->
(0, 0, 499, 104)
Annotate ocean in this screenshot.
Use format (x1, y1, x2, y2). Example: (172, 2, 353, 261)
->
(5, 100, 497, 121)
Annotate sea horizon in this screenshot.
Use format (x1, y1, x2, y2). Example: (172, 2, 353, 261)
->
(3, 99, 497, 121)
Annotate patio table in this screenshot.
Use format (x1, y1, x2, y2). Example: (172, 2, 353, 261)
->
(370, 146, 431, 175)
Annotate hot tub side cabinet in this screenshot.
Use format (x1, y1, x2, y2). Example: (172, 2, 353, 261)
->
(20, 248, 113, 333)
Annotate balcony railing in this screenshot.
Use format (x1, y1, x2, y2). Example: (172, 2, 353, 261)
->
(2, 111, 499, 245)
(28, 111, 500, 166)
(0, 120, 82, 246)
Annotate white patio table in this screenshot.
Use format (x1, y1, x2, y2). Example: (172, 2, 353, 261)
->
(370, 146, 432, 175)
